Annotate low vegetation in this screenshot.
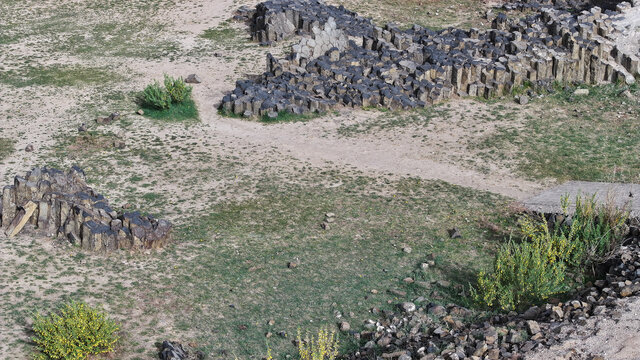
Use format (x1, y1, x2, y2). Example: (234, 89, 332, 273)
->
(297, 327, 340, 360)
(473, 195, 629, 311)
(1, 0, 638, 358)
(140, 75, 197, 121)
(32, 301, 119, 360)
(0, 138, 15, 160)
(218, 108, 325, 123)
(0, 65, 118, 88)
(471, 82, 640, 183)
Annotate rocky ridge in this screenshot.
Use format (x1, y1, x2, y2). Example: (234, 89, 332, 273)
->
(222, 0, 640, 118)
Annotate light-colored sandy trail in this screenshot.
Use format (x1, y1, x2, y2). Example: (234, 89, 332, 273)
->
(207, 115, 543, 200)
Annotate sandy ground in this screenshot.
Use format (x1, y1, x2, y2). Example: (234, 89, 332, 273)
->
(0, 0, 544, 200)
(529, 297, 640, 360)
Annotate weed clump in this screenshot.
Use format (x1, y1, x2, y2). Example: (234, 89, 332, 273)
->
(0, 137, 15, 160)
(473, 195, 628, 311)
(142, 80, 171, 110)
(32, 301, 119, 360)
(139, 75, 197, 121)
(297, 327, 339, 360)
(164, 74, 192, 104)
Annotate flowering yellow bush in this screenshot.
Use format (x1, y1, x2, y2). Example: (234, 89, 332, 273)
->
(32, 301, 119, 360)
(472, 219, 570, 311)
(297, 327, 339, 360)
(473, 195, 629, 311)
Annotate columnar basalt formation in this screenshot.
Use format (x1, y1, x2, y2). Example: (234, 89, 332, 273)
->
(0, 167, 171, 252)
(221, 0, 639, 118)
(249, 0, 374, 43)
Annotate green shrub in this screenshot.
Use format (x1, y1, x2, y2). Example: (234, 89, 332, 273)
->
(297, 327, 339, 360)
(142, 81, 171, 110)
(558, 194, 628, 268)
(472, 218, 572, 311)
(473, 195, 629, 311)
(164, 75, 192, 104)
(32, 301, 119, 360)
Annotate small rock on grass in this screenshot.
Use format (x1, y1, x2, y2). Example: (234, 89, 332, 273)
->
(448, 228, 462, 239)
(517, 95, 529, 105)
(339, 321, 351, 331)
(96, 116, 111, 125)
(24, 144, 34, 152)
(400, 302, 416, 313)
(389, 289, 407, 297)
(573, 88, 589, 96)
(137, 109, 144, 115)
(619, 89, 633, 99)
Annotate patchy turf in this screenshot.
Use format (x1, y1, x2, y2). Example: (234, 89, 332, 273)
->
(469, 83, 640, 183)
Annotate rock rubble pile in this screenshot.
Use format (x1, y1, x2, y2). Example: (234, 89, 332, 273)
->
(347, 227, 640, 360)
(0, 167, 171, 252)
(221, 0, 639, 117)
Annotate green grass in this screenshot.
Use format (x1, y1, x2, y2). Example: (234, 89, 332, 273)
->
(0, 165, 515, 359)
(0, 0, 180, 59)
(331, 0, 488, 30)
(0, 138, 15, 160)
(158, 176, 513, 357)
(469, 83, 640, 183)
(141, 99, 199, 122)
(338, 106, 449, 136)
(201, 24, 239, 42)
(260, 111, 325, 123)
(0, 65, 119, 88)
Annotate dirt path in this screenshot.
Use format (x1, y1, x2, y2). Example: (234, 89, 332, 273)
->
(207, 114, 543, 200)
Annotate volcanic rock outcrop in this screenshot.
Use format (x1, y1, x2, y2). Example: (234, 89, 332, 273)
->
(222, 0, 639, 117)
(0, 167, 171, 252)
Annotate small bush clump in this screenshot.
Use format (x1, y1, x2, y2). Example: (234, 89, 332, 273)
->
(564, 195, 628, 268)
(142, 81, 171, 110)
(472, 218, 574, 311)
(32, 301, 119, 360)
(473, 195, 628, 311)
(141, 74, 192, 110)
(164, 75, 192, 104)
(297, 327, 339, 360)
